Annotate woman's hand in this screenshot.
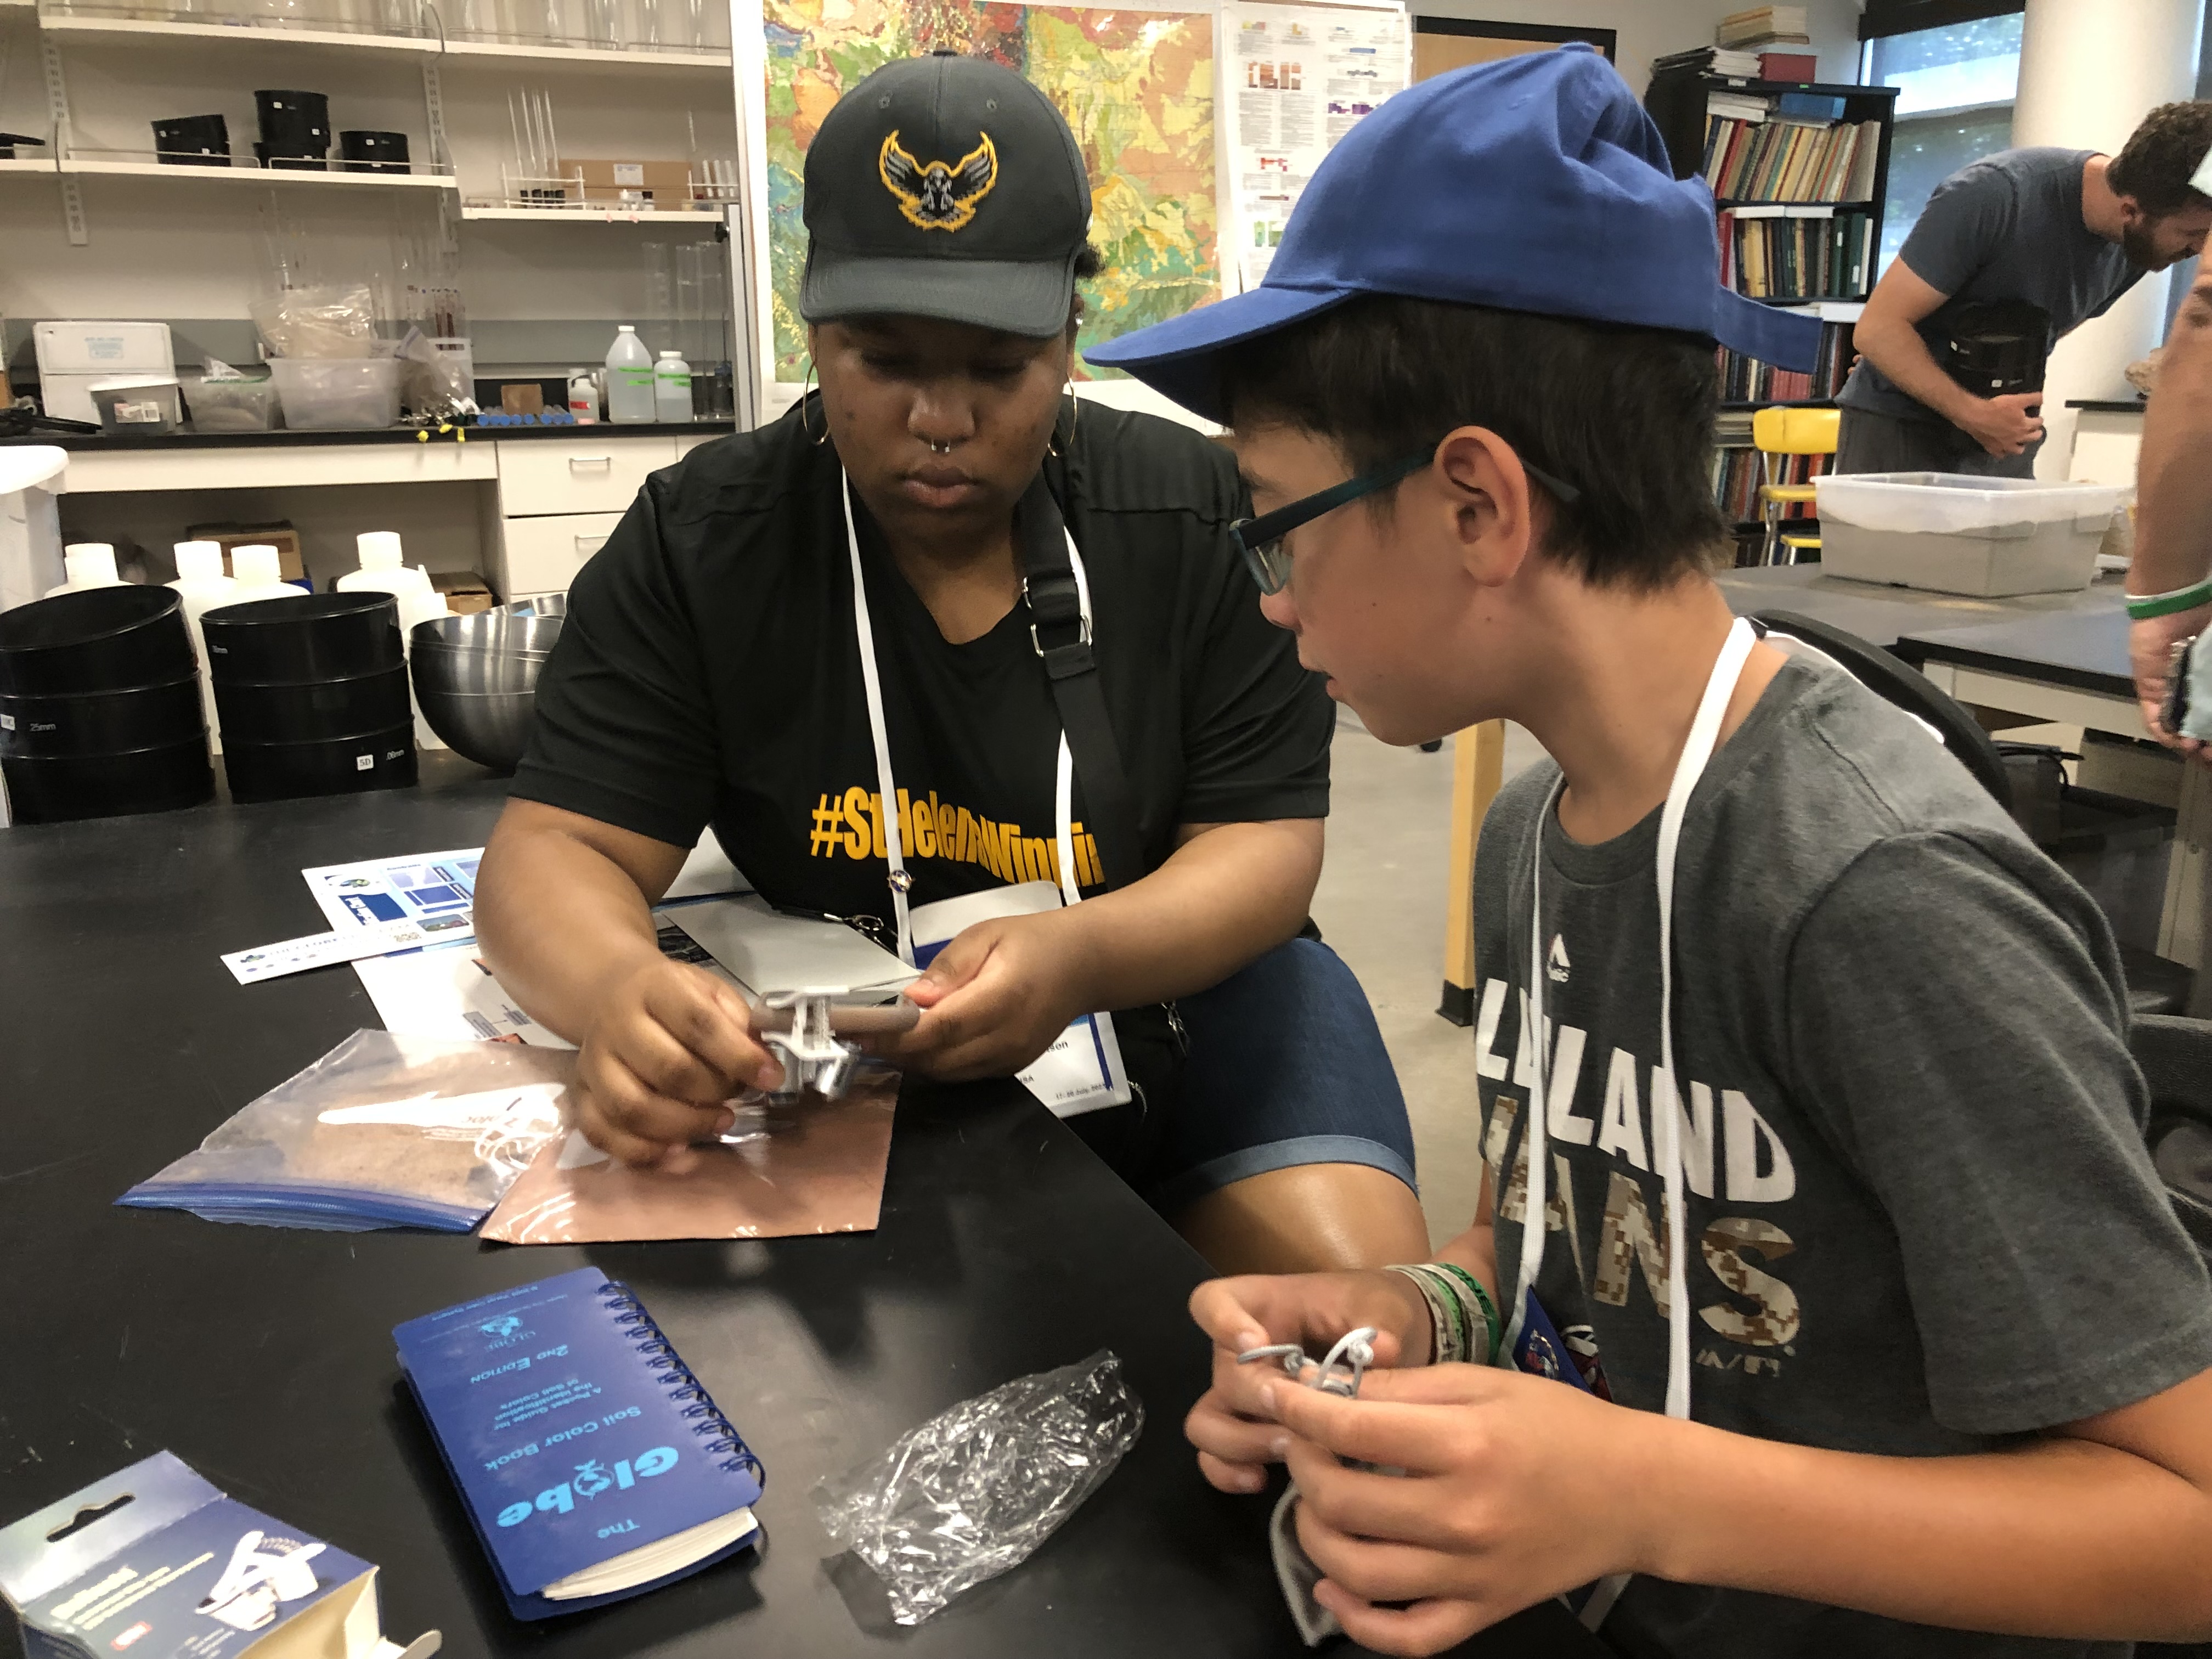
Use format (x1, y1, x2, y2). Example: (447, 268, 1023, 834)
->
(1266, 1364, 1669, 1657)
(1185, 1271, 1432, 1494)
(573, 957, 783, 1168)
(880, 910, 1089, 1080)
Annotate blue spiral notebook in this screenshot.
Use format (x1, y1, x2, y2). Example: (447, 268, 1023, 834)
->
(393, 1267, 764, 1621)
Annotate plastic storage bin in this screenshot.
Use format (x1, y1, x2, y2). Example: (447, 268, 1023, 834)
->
(183, 375, 280, 433)
(268, 358, 402, 431)
(89, 377, 182, 435)
(1813, 472, 2127, 597)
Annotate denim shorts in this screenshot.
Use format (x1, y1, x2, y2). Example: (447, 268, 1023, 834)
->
(1067, 936, 1418, 1214)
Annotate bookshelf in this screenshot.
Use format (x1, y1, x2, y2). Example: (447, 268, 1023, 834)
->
(1646, 71, 1900, 564)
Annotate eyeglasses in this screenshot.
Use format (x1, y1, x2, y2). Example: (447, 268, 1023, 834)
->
(1228, 448, 1584, 596)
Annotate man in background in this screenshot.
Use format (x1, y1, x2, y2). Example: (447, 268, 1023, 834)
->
(1838, 102, 2212, 477)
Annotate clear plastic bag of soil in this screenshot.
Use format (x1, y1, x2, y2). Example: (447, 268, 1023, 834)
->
(117, 1029, 573, 1231)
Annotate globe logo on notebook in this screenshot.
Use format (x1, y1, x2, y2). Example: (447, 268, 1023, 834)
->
(479, 1315, 524, 1339)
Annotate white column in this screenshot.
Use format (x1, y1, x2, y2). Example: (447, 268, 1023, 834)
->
(2012, 0, 2204, 479)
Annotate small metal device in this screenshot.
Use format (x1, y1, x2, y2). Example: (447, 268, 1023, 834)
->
(1237, 1327, 1380, 1399)
(2164, 635, 2198, 738)
(753, 987, 919, 1098)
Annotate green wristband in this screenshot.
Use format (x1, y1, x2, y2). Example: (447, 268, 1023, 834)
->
(2126, 580, 2212, 620)
(1431, 1263, 1505, 1364)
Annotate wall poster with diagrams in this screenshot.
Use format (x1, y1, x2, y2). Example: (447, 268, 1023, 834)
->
(1222, 0, 1410, 292)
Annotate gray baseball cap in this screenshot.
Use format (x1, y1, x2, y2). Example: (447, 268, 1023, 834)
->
(800, 52, 1092, 338)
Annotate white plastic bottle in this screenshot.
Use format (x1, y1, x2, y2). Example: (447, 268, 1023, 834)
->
(335, 529, 453, 748)
(44, 543, 128, 597)
(567, 368, 600, 424)
(167, 540, 241, 747)
(336, 531, 447, 631)
(227, 544, 304, 605)
(653, 349, 693, 422)
(605, 325, 657, 424)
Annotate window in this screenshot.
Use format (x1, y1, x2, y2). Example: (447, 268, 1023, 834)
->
(1861, 14, 2023, 276)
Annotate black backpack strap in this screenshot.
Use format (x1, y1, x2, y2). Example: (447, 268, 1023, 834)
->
(1017, 468, 1145, 891)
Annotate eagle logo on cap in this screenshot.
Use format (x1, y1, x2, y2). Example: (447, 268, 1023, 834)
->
(879, 131, 997, 232)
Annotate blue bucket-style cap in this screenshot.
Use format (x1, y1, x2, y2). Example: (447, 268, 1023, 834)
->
(1085, 43, 1820, 421)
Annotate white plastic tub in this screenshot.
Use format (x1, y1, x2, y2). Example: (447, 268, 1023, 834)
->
(268, 358, 402, 431)
(1813, 471, 2125, 597)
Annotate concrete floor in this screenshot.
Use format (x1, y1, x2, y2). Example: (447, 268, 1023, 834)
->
(1308, 709, 1545, 1251)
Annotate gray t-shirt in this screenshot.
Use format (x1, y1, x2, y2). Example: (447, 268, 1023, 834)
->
(1471, 657, 2212, 1658)
(1839, 147, 2141, 426)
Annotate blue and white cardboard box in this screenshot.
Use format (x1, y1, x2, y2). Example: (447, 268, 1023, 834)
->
(0, 1452, 438, 1659)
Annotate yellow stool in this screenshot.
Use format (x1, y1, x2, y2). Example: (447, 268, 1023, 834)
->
(1752, 405, 1840, 565)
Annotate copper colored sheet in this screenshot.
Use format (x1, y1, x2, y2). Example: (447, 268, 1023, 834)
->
(479, 1071, 899, 1243)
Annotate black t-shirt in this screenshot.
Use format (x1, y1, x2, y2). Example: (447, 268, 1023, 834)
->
(510, 400, 1332, 935)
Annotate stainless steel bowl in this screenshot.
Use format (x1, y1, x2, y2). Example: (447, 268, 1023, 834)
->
(410, 610, 563, 657)
(410, 645, 546, 695)
(499, 593, 567, 618)
(410, 684, 539, 772)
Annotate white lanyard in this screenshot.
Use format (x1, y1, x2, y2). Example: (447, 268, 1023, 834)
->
(1504, 618, 1757, 1400)
(840, 472, 1091, 966)
(1506, 617, 1754, 1632)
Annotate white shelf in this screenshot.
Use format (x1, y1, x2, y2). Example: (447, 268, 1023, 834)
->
(461, 204, 721, 221)
(62, 157, 457, 189)
(37, 13, 438, 50)
(442, 37, 731, 69)
(0, 156, 56, 172)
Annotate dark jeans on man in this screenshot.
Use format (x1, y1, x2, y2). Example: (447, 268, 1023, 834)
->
(1835, 404, 2040, 479)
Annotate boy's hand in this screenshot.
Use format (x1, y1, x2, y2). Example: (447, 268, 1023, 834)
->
(1185, 1272, 1431, 1494)
(2129, 605, 2212, 762)
(1266, 1365, 1666, 1657)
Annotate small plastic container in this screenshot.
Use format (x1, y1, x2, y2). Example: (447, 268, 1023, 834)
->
(214, 664, 413, 745)
(223, 721, 417, 804)
(183, 375, 280, 433)
(1813, 472, 2128, 598)
(268, 358, 403, 431)
(0, 586, 195, 696)
(201, 591, 405, 684)
(89, 377, 183, 435)
(152, 113, 230, 165)
(1, 737, 216, 823)
(0, 676, 205, 758)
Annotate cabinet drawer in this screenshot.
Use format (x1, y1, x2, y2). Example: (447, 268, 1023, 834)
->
(501, 512, 622, 596)
(495, 436, 675, 517)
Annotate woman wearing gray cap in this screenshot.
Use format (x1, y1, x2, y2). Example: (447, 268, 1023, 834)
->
(471, 52, 1426, 1275)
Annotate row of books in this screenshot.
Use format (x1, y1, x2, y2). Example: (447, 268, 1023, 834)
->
(1720, 207, 1875, 299)
(1703, 113, 1882, 202)
(1710, 445, 1826, 527)
(1717, 317, 1857, 402)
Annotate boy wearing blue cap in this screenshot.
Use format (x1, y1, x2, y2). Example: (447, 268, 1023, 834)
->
(1092, 44, 2212, 1659)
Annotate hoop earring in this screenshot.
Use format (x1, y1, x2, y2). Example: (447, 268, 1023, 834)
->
(800, 364, 829, 445)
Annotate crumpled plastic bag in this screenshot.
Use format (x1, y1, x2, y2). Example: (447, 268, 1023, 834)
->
(251, 283, 375, 360)
(814, 1350, 1143, 1624)
(117, 1029, 573, 1231)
